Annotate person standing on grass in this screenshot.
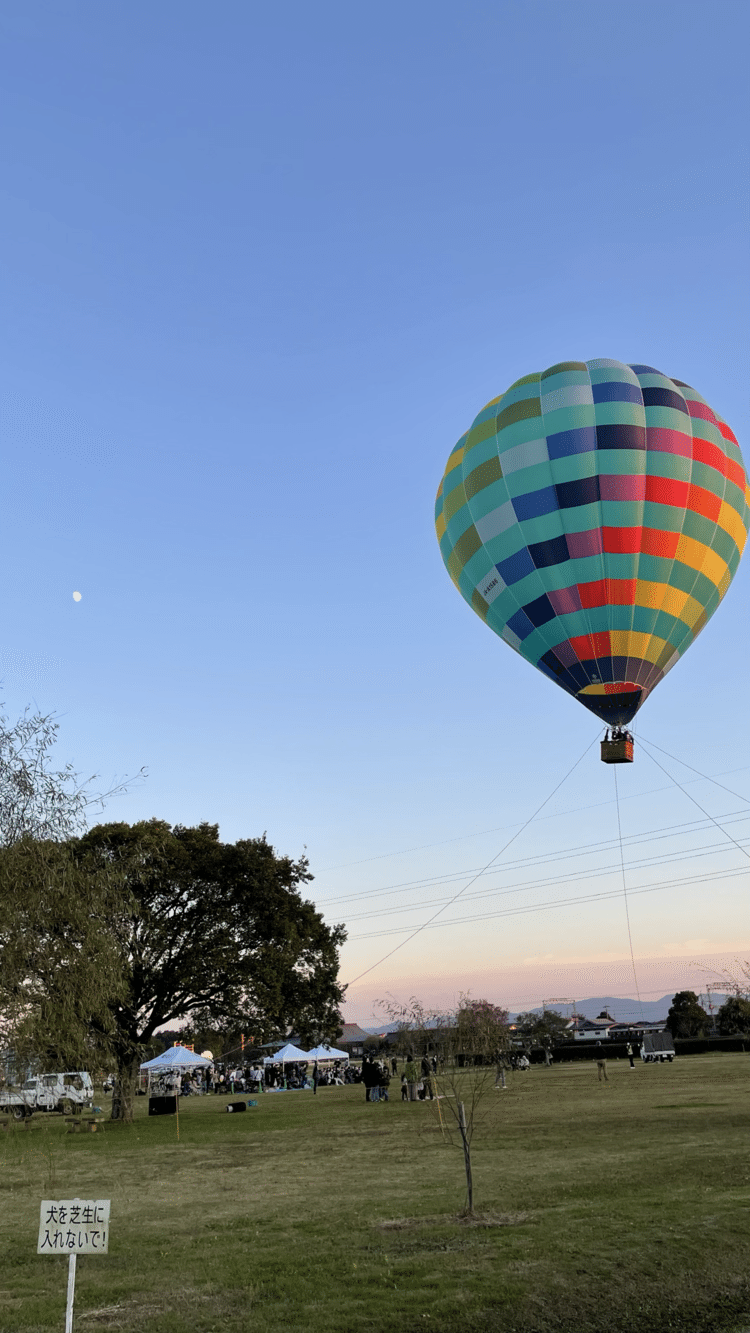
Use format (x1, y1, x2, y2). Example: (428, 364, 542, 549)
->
(313, 1061, 319, 1095)
(627, 1043, 635, 1069)
(401, 1074, 408, 1101)
(379, 1065, 390, 1102)
(362, 1057, 377, 1102)
(420, 1055, 434, 1100)
(596, 1058, 609, 1082)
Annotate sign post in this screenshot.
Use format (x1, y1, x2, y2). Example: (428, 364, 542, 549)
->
(65, 1254, 76, 1333)
(38, 1199, 110, 1331)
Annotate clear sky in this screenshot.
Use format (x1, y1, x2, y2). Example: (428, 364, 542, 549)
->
(2, 1, 748, 1026)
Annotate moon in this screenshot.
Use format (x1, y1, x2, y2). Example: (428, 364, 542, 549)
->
(72, 591, 82, 602)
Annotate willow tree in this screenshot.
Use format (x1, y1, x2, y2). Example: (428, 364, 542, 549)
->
(0, 836, 130, 1075)
(0, 706, 140, 1073)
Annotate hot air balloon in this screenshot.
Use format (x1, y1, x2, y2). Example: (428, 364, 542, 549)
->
(435, 361, 749, 761)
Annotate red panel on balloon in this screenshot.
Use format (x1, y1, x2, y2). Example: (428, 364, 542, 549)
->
(577, 578, 636, 609)
(645, 476, 689, 509)
(577, 580, 607, 609)
(569, 631, 611, 661)
(691, 437, 728, 476)
(602, 528, 643, 554)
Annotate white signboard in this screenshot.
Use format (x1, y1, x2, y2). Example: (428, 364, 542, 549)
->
(38, 1199, 110, 1254)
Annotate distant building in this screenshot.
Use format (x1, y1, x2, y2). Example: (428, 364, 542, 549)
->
(566, 1010, 619, 1041)
(607, 1019, 668, 1038)
(337, 1024, 374, 1057)
(568, 1014, 668, 1041)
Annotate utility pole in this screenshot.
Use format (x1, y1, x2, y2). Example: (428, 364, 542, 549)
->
(705, 987, 718, 1036)
(544, 997, 577, 1019)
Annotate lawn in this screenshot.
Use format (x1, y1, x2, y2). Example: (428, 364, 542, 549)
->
(1, 1054, 749, 1333)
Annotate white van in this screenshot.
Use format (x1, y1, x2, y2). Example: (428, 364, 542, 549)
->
(1, 1071, 94, 1119)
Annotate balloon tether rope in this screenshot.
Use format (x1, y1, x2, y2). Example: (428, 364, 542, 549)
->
(637, 738, 750, 864)
(637, 736, 750, 817)
(613, 765, 644, 1022)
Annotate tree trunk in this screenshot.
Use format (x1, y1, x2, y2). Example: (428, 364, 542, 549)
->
(458, 1101, 473, 1215)
(111, 1053, 140, 1122)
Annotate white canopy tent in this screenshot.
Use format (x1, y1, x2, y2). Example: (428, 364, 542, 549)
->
(140, 1045, 212, 1096)
(306, 1044, 349, 1061)
(269, 1042, 310, 1063)
(140, 1045, 212, 1070)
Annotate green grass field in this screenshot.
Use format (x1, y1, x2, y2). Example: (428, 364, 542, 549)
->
(1, 1054, 749, 1333)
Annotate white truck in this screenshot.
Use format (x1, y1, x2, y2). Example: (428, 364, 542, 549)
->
(0, 1071, 94, 1120)
(640, 1034, 676, 1063)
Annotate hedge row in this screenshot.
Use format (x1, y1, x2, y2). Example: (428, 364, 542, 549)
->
(522, 1036, 748, 1062)
(674, 1035, 748, 1055)
(527, 1042, 632, 1064)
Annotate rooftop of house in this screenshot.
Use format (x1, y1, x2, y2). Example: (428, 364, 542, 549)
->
(338, 1023, 374, 1045)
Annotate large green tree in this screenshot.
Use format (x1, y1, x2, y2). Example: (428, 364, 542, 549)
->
(716, 995, 750, 1036)
(666, 991, 709, 1039)
(514, 1009, 570, 1045)
(1, 818, 346, 1120)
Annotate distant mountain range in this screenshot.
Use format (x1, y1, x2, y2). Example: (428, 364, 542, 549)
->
(522, 994, 731, 1023)
(364, 992, 731, 1033)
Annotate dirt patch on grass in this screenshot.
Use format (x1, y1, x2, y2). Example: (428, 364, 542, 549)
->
(338, 1129, 394, 1138)
(377, 1210, 531, 1231)
(78, 1302, 162, 1326)
(458, 1210, 532, 1228)
(79, 1288, 235, 1329)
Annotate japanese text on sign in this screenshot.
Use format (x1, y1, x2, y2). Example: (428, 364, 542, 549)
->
(38, 1199, 110, 1254)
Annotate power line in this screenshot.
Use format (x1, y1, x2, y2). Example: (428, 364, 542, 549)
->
(320, 809, 750, 908)
(343, 734, 599, 987)
(348, 863, 749, 940)
(340, 832, 750, 924)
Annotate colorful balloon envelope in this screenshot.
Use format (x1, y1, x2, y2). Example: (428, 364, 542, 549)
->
(435, 360, 749, 727)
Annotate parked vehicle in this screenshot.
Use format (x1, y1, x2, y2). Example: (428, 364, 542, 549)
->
(640, 1034, 676, 1063)
(0, 1072, 94, 1120)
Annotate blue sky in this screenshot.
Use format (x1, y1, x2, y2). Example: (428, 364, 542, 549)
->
(2, 1, 748, 1023)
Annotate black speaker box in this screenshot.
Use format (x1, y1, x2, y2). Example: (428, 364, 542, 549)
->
(149, 1095, 178, 1116)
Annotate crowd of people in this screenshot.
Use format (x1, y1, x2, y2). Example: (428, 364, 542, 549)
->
(141, 1052, 449, 1101)
(144, 1058, 355, 1097)
(359, 1054, 442, 1102)
(132, 1048, 540, 1101)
